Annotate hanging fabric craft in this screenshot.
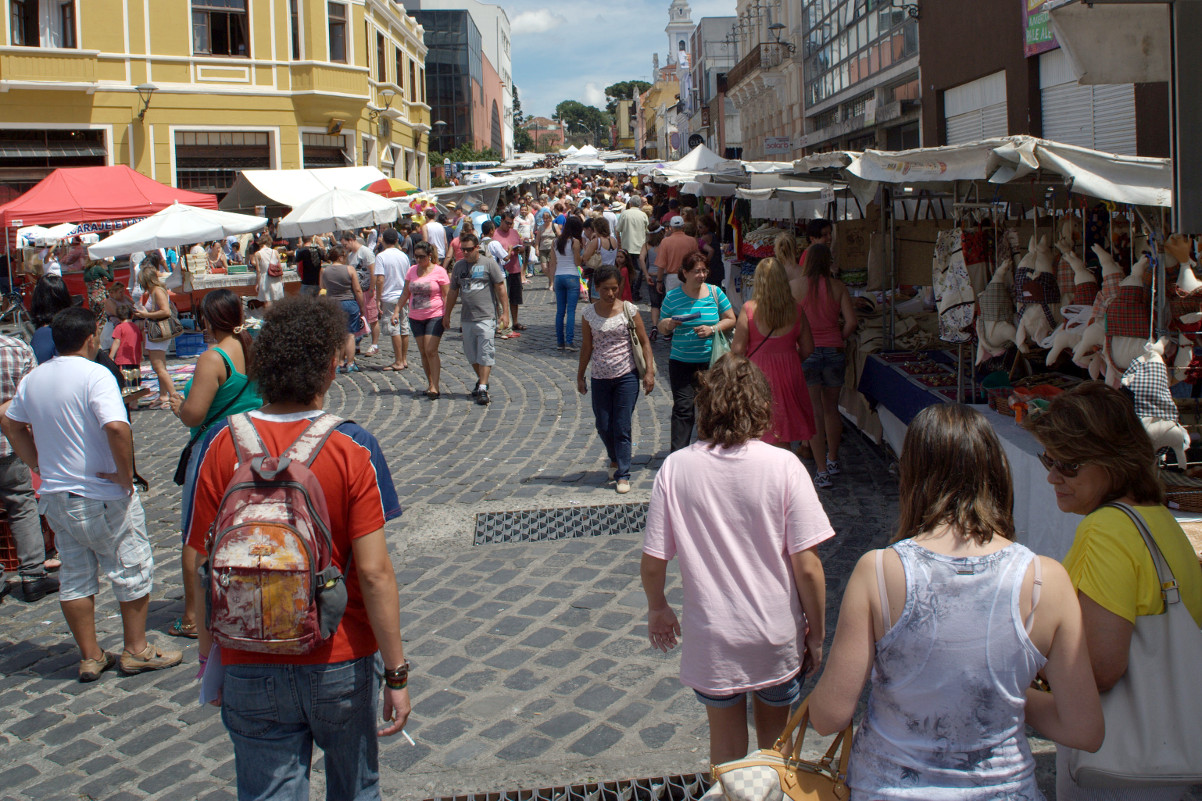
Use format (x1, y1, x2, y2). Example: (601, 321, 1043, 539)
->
(932, 228, 976, 344)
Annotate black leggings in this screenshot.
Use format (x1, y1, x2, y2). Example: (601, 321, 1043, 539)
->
(668, 359, 709, 452)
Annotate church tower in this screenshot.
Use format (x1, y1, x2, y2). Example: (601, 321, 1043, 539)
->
(665, 0, 693, 66)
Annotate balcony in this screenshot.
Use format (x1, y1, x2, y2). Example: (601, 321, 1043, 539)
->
(290, 63, 370, 98)
(726, 43, 784, 91)
(0, 47, 98, 85)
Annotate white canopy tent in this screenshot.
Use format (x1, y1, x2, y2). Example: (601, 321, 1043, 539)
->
(88, 202, 267, 258)
(275, 188, 398, 238)
(16, 222, 78, 248)
(652, 145, 745, 186)
(219, 167, 388, 213)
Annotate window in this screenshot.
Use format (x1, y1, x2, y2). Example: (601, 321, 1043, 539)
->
(59, 1, 75, 48)
(376, 30, 386, 83)
(409, 60, 417, 102)
(193, 0, 249, 57)
(328, 2, 347, 63)
(175, 131, 270, 195)
(10, 0, 36, 46)
(290, 0, 301, 59)
(420, 68, 425, 103)
(395, 48, 404, 92)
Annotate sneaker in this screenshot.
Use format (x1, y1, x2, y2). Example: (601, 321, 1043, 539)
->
(364, 345, 379, 356)
(648, 328, 659, 343)
(616, 479, 631, 494)
(118, 642, 184, 675)
(826, 459, 841, 476)
(471, 382, 481, 397)
(476, 389, 490, 405)
(814, 471, 833, 489)
(564, 344, 578, 352)
(79, 652, 117, 683)
(21, 574, 59, 602)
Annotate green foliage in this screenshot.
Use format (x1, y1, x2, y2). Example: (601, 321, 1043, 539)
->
(512, 86, 526, 128)
(514, 126, 535, 153)
(603, 80, 652, 114)
(430, 144, 502, 165)
(553, 100, 612, 146)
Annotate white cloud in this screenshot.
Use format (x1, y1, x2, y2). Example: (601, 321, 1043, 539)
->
(511, 9, 567, 35)
(581, 82, 606, 108)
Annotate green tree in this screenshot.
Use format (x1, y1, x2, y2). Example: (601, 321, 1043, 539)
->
(603, 80, 651, 114)
(553, 100, 612, 147)
(512, 86, 526, 128)
(514, 126, 535, 153)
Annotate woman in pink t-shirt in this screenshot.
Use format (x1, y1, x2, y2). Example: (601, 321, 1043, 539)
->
(394, 242, 449, 399)
(642, 354, 834, 766)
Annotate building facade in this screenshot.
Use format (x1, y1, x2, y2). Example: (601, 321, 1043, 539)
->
(525, 116, 564, 152)
(0, 0, 431, 202)
(402, 0, 511, 158)
(918, 0, 1168, 157)
(723, 0, 805, 160)
(684, 17, 739, 156)
(798, 0, 920, 154)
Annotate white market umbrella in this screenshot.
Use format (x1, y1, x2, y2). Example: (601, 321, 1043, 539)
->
(17, 222, 77, 248)
(275, 188, 399, 238)
(88, 202, 267, 258)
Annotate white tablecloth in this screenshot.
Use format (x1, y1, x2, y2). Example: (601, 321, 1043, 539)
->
(186, 270, 300, 291)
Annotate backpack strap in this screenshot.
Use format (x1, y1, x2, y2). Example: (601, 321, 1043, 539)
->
(228, 412, 268, 465)
(280, 413, 345, 469)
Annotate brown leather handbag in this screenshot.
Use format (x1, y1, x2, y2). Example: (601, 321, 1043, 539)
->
(708, 698, 853, 801)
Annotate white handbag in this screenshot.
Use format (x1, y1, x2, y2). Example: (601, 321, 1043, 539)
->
(1066, 502, 1202, 788)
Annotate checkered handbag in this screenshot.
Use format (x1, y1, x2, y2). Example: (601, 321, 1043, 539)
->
(706, 699, 851, 801)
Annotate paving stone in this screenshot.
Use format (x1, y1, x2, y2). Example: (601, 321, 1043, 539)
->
(569, 724, 624, 757)
(639, 722, 678, 749)
(0, 764, 38, 789)
(116, 723, 180, 755)
(138, 760, 201, 794)
(535, 711, 590, 739)
(519, 627, 566, 648)
(482, 648, 533, 670)
(611, 701, 653, 728)
(427, 655, 471, 679)
(412, 690, 465, 718)
(494, 734, 554, 761)
(417, 717, 469, 746)
(10, 710, 65, 739)
(487, 616, 535, 636)
(574, 684, 626, 712)
(79, 767, 137, 799)
(24, 773, 85, 799)
(79, 755, 118, 775)
(451, 671, 495, 693)
(535, 649, 580, 668)
(479, 720, 517, 741)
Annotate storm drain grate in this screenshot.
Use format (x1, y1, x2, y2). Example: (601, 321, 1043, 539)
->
(473, 502, 649, 546)
(426, 773, 712, 801)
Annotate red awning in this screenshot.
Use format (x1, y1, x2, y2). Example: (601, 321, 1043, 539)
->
(0, 165, 218, 228)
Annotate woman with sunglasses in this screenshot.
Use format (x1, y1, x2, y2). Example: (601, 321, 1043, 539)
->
(658, 252, 736, 452)
(394, 242, 449, 399)
(1027, 382, 1202, 800)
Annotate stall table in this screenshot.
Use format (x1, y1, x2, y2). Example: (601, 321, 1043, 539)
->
(171, 269, 300, 312)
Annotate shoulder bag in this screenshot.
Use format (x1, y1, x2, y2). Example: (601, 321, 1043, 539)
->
(1065, 502, 1202, 788)
(266, 248, 284, 278)
(622, 301, 651, 381)
(708, 284, 731, 367)
(172, 365, 251, 486)
(145, 295, 185, 342)
(706, 697, 852, 801)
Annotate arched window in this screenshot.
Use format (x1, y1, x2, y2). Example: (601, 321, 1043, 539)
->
(490, 101, 502, 154)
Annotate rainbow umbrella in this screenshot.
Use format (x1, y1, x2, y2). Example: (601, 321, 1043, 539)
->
(361, 177, 420, 198)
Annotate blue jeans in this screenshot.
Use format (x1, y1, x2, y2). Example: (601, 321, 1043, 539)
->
(222, 654, 383, 801)
(553, 273, 579, 346)
(591, 371, 640, 480)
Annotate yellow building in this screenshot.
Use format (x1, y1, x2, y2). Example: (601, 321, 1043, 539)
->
(0, 0, 430, 203)
(636, 79, 679, 159)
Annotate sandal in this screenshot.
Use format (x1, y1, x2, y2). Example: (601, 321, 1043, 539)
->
(168, 618, 199, 639)
(513, 323, 528, 331)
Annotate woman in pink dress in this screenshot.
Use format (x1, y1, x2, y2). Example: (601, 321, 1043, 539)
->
(732, 257, 816, 447)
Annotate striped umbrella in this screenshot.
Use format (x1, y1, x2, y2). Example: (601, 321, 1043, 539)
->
(361, 177, 420, 198)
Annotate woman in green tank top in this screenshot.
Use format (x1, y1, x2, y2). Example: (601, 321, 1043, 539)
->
(168, 289, 262, 639)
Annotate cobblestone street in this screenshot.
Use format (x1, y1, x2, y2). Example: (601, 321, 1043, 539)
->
(0, 286, 1086, 800)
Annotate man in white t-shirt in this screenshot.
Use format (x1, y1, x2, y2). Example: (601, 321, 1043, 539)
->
(423, 207, 448, 261)
(374, 228, 412, 372)
(2, 308, 182, 682)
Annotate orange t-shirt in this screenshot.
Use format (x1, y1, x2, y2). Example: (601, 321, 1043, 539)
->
(186, 411, 401, 665)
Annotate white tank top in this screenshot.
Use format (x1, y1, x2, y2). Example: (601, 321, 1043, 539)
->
(598, 237, 618, 266)
(555, 239, 579, 276)
(848, 540, 1047, 800)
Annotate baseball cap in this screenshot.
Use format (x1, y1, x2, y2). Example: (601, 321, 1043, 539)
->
(669, 216, 684, 228)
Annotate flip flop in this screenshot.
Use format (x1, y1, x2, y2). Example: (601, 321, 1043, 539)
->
(168, 618, 199, 639)
(513, 324, 528, 331)
(380, 365, 404, 372)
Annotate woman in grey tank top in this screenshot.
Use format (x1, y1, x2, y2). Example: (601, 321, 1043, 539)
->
(807, 404, 1104, 800)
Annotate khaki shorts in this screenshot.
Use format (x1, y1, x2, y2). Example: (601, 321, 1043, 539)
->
(41, 492, 153, 602)
(379, 299, 410, 337)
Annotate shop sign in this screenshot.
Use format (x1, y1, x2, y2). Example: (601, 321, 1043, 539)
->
(764, 136, 793, 154)
(68, 218, 147, 235)
(1023, 0, 1070, 57)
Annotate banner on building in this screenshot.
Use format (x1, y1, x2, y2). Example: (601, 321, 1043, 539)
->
(764, 136, 794, 155)
(1023, 0, 1070, 57)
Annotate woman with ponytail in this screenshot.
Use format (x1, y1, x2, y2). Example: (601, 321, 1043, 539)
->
(168, 289, 263, 639)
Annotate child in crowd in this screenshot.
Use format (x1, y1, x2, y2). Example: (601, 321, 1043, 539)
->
(108, 301, 143, 389)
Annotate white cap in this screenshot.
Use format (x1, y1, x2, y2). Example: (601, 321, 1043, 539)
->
(669, 216, 684, 228)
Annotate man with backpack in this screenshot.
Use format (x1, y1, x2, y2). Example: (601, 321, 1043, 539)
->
(341, 231, 380, 356)
(184, 296, 406, 799)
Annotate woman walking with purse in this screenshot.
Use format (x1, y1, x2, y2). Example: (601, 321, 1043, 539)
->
(577, 265, 655, 494)
(134, 259, 180, 409)
(319, 246, 367, 374)
(657, 252, 736, 452)
(393, 242, 449, 399)
(1027, 383, 1202, 800)
(808, 403, 1104, 800)
(642, 354, 832, 765)
(169, 289, 261, 640)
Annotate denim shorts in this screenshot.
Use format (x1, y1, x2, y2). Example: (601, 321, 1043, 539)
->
(40, 492, 153, 603)
(339, 299, 364, 335)
(803, 347, 847, 387)
(694, 671, 802, 709)
(409, 316, 445, 338)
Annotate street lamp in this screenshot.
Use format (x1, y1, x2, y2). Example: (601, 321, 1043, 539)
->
(369, 88, 396, 122)
(136, 83, 158, 121)
(432, 120, 447, 153)
(767, 22, 796, 54)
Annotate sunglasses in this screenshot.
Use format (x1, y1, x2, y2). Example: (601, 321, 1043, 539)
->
(463, 246, 478, 253)
(1038, 452, 1082, 478)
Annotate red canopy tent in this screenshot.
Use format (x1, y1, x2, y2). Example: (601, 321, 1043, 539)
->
(0, 165, 218, 228)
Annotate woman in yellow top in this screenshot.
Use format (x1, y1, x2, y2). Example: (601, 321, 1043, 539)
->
(1027, 381, 1202, 801)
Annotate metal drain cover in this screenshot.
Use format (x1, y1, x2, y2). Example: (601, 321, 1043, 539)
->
(474, 502, 649, 546)
(426, 773, 711, 801)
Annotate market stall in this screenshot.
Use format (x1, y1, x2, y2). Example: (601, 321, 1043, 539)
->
(217, 167, 388, 215)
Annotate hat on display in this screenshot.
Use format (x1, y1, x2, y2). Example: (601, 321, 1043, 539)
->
(669, 216, 684, 228)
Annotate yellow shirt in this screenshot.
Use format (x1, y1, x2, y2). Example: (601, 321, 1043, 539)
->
(1063, 504, 1202, 626)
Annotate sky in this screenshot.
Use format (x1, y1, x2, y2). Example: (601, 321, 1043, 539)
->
(507, 0, 738, 119)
